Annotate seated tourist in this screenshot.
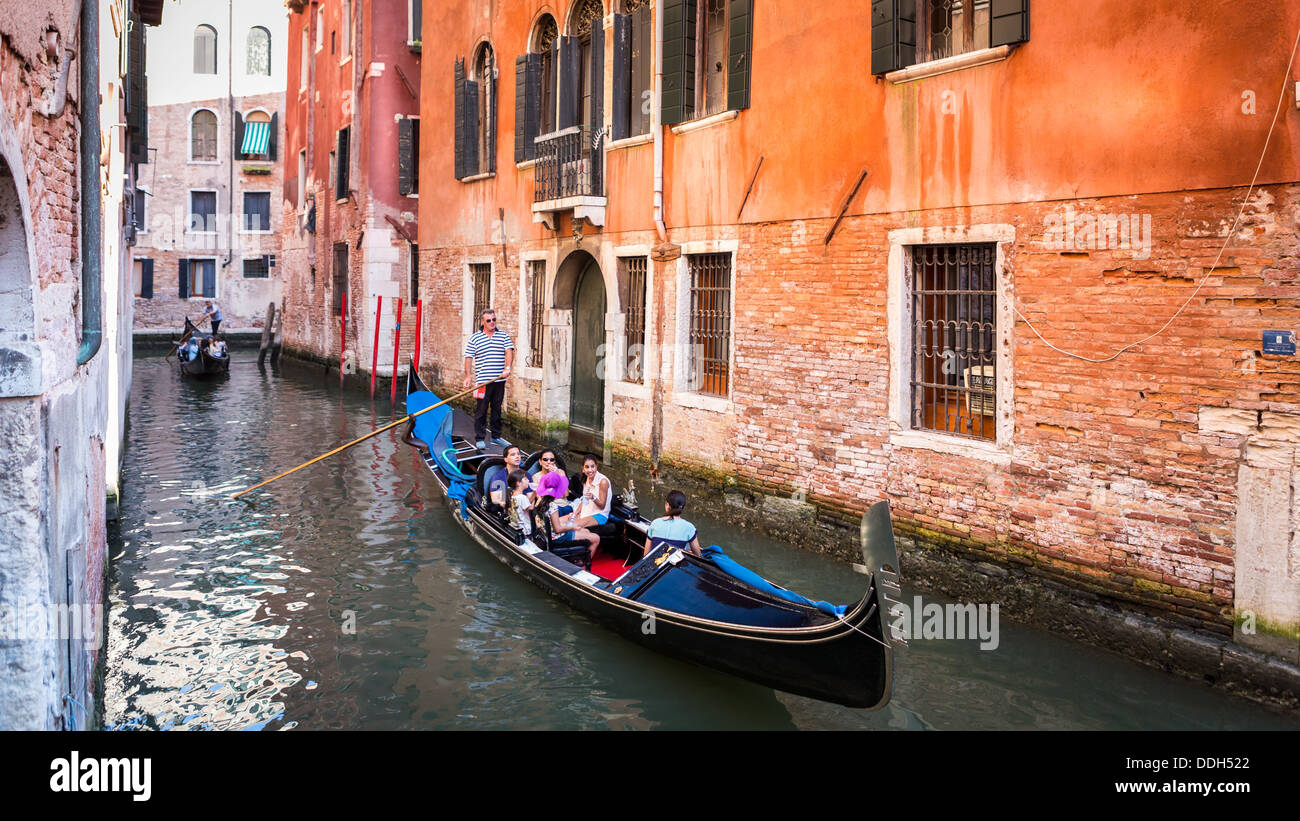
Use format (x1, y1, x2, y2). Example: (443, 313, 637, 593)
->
(507, 470, 533, 536)
(489, 445, 525, 506)
(530, 449, 568, 501)
(643, 490, 702, 559)
(572, 454, 612, 529)
(536, 491, 600, 565)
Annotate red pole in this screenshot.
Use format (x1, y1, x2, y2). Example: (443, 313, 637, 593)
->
(370, 295, 382, 398)
(390, 298, 403, 405)
(413, 299, 422, 376)
(339, 290, 347, 388)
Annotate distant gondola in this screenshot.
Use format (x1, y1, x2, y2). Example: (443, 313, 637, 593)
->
(174, 318, 230, 377)
(402, 367, 901, 709)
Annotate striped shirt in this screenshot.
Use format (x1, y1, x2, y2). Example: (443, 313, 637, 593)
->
(463, 329, 514, 383)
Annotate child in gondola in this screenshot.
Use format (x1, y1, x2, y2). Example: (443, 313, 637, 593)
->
(507, 470, 533, 536)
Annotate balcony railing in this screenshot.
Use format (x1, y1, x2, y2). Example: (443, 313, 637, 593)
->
(534, 126, 604, 203)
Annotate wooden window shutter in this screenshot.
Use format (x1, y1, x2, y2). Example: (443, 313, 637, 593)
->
(515, 54, 543, 162)
(202, 261, 216, 297)
(464, 76, 480, 176)
(590, 22, 604, 134)
(178, 259, 190, 299)
(611, 14, 630, 141)
(870, 0, 916, 76)
(398, 118, 415, 195)
(557, 36, 580, 130)
(268, 112, 279, 160)
(485, 67, 497, 174)
(141, 259, 153, 300)
(990, 0, 1029, 47)
(234, 112, 245, 160)
(727, 0, 754, 111)
(661, 0, 696, 125)
(336, 127, 350, 195)
(454, 57, 467, 179)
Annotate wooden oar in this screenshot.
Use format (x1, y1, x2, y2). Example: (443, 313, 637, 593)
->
(230, 376, 501, 500)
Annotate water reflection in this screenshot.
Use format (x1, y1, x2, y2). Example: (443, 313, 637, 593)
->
(105, 353, 1300, 731)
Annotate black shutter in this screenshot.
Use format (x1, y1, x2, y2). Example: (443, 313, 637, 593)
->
(516, 54, 541, 161)
(336, 127, 350, 195)
(590, 23, 604, 135)
(398, 118, 415, 194)
(727, 0, 754, 111)
(990, 0, 1029, 47)
(268, 112, 279, 160)
(557, 36, 580, 130)
(412, 0, 422, 42)
(486, 67, 497, 174)
(454, 57, 467, 179)
(202, 261, 216, 298)
(141, 259, 153, 299)
(870, 0, 916, 75)
(661, 0, 696, 125)
(464, 77, 480, 176)
(411, 119, 420, 192)
(612, 14, 630, 141)
(234, 111, 245, 160)
(178, 259, 189, 299)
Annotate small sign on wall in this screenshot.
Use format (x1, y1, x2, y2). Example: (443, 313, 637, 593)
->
(1262, 330, 1296, 356)
(964, 366, 996, 416)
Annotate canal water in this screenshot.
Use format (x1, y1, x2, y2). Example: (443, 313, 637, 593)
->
(105, 352, 1300, 730)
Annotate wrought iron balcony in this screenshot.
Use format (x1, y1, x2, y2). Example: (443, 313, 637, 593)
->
(534, 126, 603, 202)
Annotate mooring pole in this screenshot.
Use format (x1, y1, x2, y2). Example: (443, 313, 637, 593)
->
(258, 302, 275, 365)
(413, 299, 422, 375)
(339, 290, 347, 387)
(390, 298, 403, 405)
(370, 295, 382, 398)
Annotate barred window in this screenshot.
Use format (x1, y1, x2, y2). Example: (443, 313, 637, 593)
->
(911, 243, 996, 441)
(243, 257, 269, 278)
(471, 263, 492, 327)
(332, 242, 348, 316)
(527, 260, 545, 368)
(688, 253, 731, 398)
(622, 256, 647, 383)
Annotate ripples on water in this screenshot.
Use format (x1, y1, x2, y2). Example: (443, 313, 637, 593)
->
(105, 353, 1300, 731)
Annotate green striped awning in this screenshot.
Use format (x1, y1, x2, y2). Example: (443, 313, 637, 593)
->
(241, 121, 270, 156)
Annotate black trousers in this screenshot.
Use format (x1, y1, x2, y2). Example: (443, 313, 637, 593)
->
(211, 319, 222, 336)
(474, 380, 505, 441)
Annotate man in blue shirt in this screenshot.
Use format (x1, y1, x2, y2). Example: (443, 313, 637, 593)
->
(463, 308, 514, 449)
(199, 300, 223, 336)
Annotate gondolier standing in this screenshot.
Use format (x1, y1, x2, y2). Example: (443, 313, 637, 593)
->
(463, 308, 514, 449)
(199, 300, 223, 336)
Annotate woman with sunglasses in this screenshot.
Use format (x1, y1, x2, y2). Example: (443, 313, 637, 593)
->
(531, 449, 568, 501)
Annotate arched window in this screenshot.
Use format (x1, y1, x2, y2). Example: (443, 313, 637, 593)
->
(472, 43, 496, 175)
(247, 26, 271, 76)
(567, 0, 605, 129)
(532, 15, 559, 136)
(191, 109, 218, 161)
(193, 25, 217, 74)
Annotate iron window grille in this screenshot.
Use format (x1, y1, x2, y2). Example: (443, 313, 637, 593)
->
(910, 243, 997, 441)
(534, 127, 603, 201)
(332, 242, 348, 316)
(623, 256, 647, 383)
(471, 263, 492, 327)
(687, 253, 731, 398)
(243, 257, 270, 278)
(528, 260, 545, 368)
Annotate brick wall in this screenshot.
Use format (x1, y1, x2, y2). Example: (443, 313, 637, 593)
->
(133, 92, 284, 331)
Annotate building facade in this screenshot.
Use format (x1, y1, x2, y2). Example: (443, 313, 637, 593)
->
(132, 0, 287, 332)
(279, 0, 423, 379)
(414, 0, 1300, 665)
(0, 0, 160, 729)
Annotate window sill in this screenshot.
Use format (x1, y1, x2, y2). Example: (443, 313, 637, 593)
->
(339, 55, 353, 68)
(517, 365, 543, 381)
(606, 133, 653, 151)
(612, 381, 650, 400)
(671, 391, 731, 413)
(669, 109, 739, 136)
(237, 230, 274, 235)
(890, 428, 1011, 466)
(189, 160, 221, 165)
(516, 158, 539, 170)
(460, 171, 495, 183)
(884, 45, 1012, 84)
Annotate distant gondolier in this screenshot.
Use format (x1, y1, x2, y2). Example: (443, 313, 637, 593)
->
(463, 308, 514, 449)
(199, 300, 223, 335)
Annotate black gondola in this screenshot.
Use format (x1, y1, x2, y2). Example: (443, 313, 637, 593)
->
(174, 318, 230, 377)
(402, 368, 901, 709)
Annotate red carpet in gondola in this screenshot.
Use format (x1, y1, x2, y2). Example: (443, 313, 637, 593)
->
(590, 551, 630, 581)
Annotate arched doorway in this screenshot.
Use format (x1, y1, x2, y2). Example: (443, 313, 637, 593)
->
(569, 257, 606, 450)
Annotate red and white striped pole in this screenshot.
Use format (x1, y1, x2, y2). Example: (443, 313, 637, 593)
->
(369, 295, 382, 399)
(390, 298, 403, 405)
(339, 290, 347, 388)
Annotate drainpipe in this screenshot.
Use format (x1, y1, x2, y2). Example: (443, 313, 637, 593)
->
(226, 0, 235, 270)
(652, 0, 666, 241)
(76, 0, 101, 365)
